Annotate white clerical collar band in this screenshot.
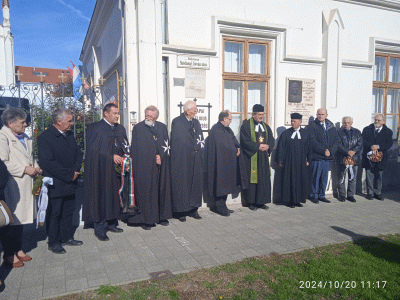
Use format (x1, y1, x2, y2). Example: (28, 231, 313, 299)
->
(291, 129, 301, 139)
(254, 123, 265, 132)
(104, 118, 114, 127)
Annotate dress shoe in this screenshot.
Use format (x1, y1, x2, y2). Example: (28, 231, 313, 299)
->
(347, 196, 356, 202)
(108, 226, 124, 233)
(309, 197, 319, 204)
(215, 210, 230, 217)
(319, 197, 331, 203)
(227, 209, 234, 213)
(338, 196, 346, 202)
(249, 205, 257, 211)
(3, 258, 24, 268)
(62, 239, 83, 246)
(159, 220, 169, 226)
(190, 211, 202, 220)
(178, 216, 186, 222)
(366, 194, 374, 200)
(288, 204, 296, 208)
(95, 233, 110, 242)
(295, 203, 303, 207)
(259, 205, 269, 210)
(17, 254, 32, 262)
(141, 224, 151, 230)
(48, 244, 66, 254)
(374, 194, 384, 201)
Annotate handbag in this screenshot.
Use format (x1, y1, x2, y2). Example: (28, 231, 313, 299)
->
(0, 200, 14, 227)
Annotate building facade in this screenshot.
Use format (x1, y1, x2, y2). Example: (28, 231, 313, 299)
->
(81, 0, 400, 195)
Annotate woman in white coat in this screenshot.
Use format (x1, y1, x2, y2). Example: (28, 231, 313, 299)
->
(0, 108, 41, 268)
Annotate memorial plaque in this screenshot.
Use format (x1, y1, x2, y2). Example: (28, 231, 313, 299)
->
(285, 78, 316, 125)
(185, 68, 206, 99)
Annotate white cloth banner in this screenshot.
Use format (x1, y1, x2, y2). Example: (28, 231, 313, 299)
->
(341, 165, 355, 184)
(36, 177, 53, 227)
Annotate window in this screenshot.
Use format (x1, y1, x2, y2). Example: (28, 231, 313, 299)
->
(32, 72, 48, 76)
(222, 37, 270, 135)
(373, 53, 400, 139)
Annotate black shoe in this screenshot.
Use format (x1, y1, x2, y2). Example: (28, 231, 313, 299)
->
(108, 226, 123, 233)
(178, 216, 186, 222)
(159, 220, 169, 226)
(227, 209, 234, 213)
(374, 194, 384, 201)
(319, 197, 331, 203)
(347, 196, 356, 202)
(338, 196, 346, 202)
(61, 239, 83, 246)
(249, 205, 257, 211)
(190, 211, 202, 220)
(48, 244, 66, 254)
(259, 205, 269, 210)
(215, 210, 230, 217)
(309, 197, 319, 204)
(295, 203, 303, 207)
(95, 233, 109, 242)
(366, 194, 374, 200)
(288, 204, 296, 208)
(141, 224, 151, 230)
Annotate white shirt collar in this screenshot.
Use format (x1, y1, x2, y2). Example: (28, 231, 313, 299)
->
(375, 126, 382, 133)
(103, 118, 114, 127)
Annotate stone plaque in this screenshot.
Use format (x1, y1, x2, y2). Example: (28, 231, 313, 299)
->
(185, 69, 206, 99)
(285, 78, 316, 125)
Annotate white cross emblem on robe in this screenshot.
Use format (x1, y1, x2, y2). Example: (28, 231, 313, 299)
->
(197, 135, 205, 148)
(162, 140, 170, 155)
(122, 139, 130, 154)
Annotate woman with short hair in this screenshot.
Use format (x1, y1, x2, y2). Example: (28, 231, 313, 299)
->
(0, 107, 41, 268)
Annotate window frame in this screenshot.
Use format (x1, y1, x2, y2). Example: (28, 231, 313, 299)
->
(373, 53, 400, 138)
(222, 37, 271, 124)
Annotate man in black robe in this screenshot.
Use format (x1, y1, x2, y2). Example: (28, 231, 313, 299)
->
(127, 106, 172, 230)
(240, 104, 275, 210)
(171, 100, 204, 222)
(205, 110, 248, 216)
(83, 103, 129, 241)
(275, 113, 311, 208)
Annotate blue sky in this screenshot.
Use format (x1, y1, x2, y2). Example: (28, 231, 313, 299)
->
(1, 0, 96, 70)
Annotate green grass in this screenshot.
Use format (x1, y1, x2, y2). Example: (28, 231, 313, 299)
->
(54, 233, 400, 300)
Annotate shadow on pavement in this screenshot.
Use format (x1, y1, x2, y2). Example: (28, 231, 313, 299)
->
(331, 226, 400, 265)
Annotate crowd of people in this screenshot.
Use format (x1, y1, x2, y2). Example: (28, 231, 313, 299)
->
(0, 101, 395, 265)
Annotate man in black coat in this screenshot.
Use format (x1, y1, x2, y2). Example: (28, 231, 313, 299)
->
(83, 103, 129, 241)
(38, 108, 83, 254)
(240, 104, 275, 210)
(205, 110, 248, 216)
(171, 100, 204, 222)
(307, 108, 338, 203)
(128, 105, 172, 229)
(362, 114, 393, 200)
(336, 116, 363, 202)
(275, 113, 311, 208)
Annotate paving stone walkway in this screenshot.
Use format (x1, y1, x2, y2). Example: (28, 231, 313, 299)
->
(1, 192, 400, 300)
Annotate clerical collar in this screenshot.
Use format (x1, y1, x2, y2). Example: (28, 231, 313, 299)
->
(103, 118, 114, 127)
(291, 127, 301, 139)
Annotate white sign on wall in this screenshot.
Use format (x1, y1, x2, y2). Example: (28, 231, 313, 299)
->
(285, 78, 316, 125)
(177, 56, 210, 69)
(185, 68, 206, 99)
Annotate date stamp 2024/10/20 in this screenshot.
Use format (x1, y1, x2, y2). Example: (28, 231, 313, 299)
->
(299, 281, 387, 289)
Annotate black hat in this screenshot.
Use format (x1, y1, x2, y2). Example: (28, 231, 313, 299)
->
(290, 113, 302, 120)
(252, 104, 264, 113)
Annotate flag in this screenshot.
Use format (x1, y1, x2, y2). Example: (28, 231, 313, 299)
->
(69, 61, 85, 100)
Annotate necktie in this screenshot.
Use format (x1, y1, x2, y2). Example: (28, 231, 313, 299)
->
(374, 128, 379, 137)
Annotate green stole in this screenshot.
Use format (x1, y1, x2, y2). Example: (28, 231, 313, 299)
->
(250, 117, 268, 184)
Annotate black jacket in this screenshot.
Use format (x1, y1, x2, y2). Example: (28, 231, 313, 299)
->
(37, 125, 83, 198)
(0, 159, 9, 200)
(362, 124, 393, 170)
(336, 127, 363, 165)
(307, 118, 338, 161)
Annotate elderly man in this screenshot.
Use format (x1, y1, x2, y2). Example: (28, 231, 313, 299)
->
(171, 100, 204, 222)
(240, 104, 275, 210)
(307, 108, 338, 203)
(128, 106, 172, 230)
(205, 110, 248, 216)
(38, 108, 83, 254)
(362, 114, 393, 200)
(336, 116, 363, 203)
(83, 103, 130, 241)
(275, 113, 311, 208)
